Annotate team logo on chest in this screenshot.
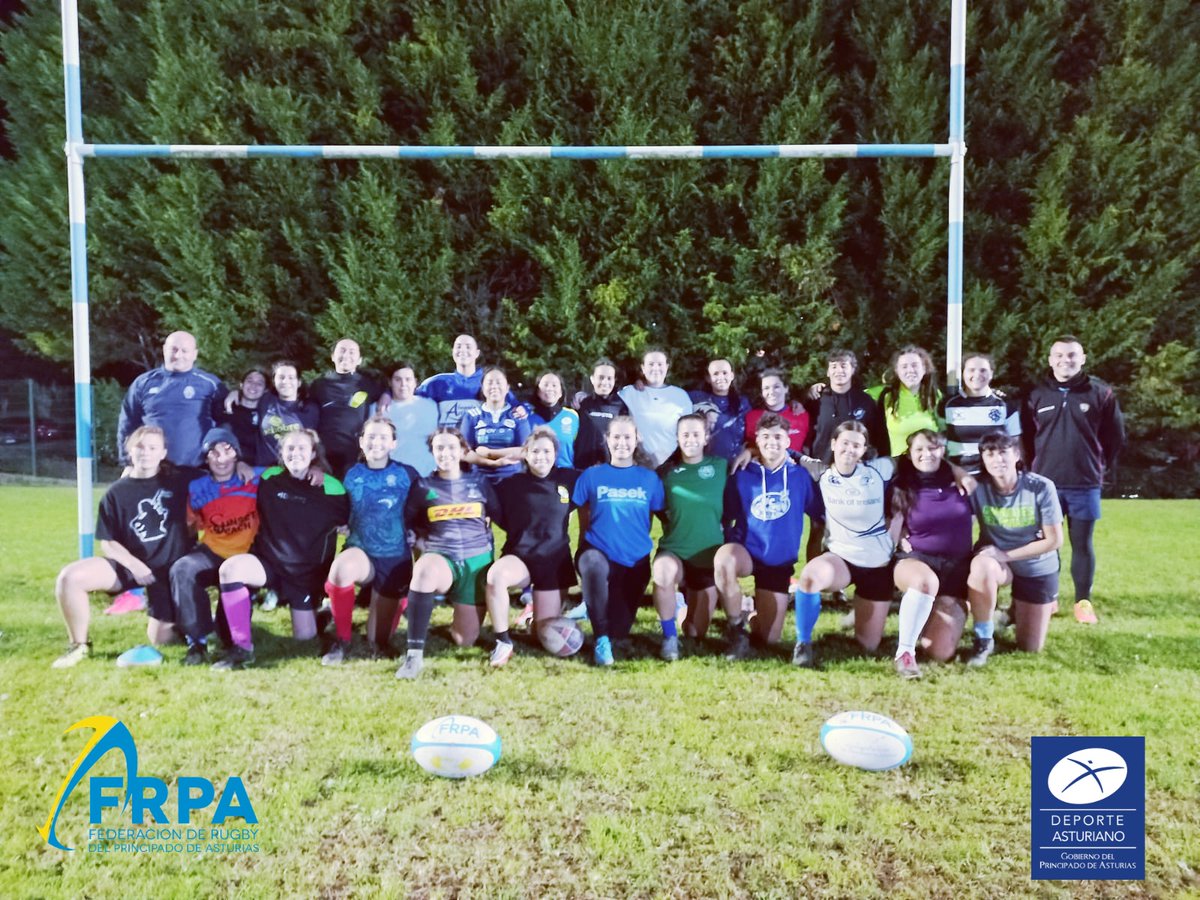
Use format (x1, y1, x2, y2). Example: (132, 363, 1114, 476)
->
(698, 465, 715, 480)
(183, 386, 195, 400)
(751, 490, 791, 521)
(1079, 403, 1090, 412)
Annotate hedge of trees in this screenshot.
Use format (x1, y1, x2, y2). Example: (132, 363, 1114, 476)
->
(1, 1, 1196, 491)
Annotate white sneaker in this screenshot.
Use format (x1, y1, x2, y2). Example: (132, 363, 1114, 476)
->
(489, 641, 514, 668)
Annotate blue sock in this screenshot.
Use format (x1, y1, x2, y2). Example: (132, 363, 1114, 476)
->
(660, 618, 677, 639)
(794, 591, 822, 644)
(974, 619, 995, 640)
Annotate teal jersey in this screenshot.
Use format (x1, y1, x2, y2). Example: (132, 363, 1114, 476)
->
(657, 456, 727, 564)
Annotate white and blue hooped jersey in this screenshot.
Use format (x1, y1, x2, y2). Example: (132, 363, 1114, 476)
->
(819, 457, 895, 568)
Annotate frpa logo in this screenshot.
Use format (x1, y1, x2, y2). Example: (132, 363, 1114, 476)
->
(38, 715, 256, 852)
(1047, 747, 1128, 804)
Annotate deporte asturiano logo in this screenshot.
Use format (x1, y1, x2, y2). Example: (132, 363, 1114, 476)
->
(38, 715, 259, 854)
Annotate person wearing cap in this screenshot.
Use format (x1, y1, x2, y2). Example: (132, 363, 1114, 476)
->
(168, 427, 267, 665)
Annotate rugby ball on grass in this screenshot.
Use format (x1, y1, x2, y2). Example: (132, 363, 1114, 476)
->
(537, 616, 585, 657)
(820, 711, 912, 770)
(411, 715, 501, 778)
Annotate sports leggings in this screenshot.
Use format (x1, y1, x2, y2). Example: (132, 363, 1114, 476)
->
(577, 548, 650, 641)
(1067, 516, 1096, 600)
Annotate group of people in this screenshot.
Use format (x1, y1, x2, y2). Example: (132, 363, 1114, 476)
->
(50, 328, 1125, 680)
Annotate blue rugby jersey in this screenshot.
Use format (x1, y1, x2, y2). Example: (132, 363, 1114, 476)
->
(343, 460, 418, 559)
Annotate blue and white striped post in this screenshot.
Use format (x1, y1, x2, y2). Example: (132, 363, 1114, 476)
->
(61, 0, 93, 557)
(946, 0, 967, 390)
(81, 143, 953, 160)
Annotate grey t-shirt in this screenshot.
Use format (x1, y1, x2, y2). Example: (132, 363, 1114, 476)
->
(970, 471, 1063, 577)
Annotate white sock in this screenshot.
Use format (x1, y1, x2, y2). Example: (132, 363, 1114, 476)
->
(896, 588, 934, 657)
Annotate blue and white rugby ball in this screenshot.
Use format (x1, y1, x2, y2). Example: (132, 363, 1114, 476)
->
(819, 711, 912, 770)
(411, 715, 502, 778)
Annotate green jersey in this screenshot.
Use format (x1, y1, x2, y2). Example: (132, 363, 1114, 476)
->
(657, 456, 727, 566)
(867, 384, 943, 453)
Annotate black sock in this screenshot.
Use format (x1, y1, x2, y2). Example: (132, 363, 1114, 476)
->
(405, 590, 436, 652)
(496, 630, 512, 645)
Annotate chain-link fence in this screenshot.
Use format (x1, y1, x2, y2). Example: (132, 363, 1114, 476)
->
(0, 379, 122, 481)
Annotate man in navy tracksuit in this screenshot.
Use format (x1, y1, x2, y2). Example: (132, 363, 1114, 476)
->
(1022, 335, 1125, 624)
(117, 331, 227, 470)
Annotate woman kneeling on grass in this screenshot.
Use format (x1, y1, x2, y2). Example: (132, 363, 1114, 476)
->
(396, 427, 501, 680)
(964, 431, 1064, 663)
(890, 429, 975, 679)
(652, 413, 726, 661)
(485, 428, 580, 667)
(322, 416, 420, 666)
(52, 426, 190, 668)
(791, 421, 898, 669)
(572, 416, 664, 667)
(214, 430, 349, 670)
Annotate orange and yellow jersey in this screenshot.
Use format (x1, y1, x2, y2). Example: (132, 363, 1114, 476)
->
(187, 469, 263, 559)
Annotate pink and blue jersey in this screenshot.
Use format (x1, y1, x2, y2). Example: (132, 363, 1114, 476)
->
(188, 469, 263, 559)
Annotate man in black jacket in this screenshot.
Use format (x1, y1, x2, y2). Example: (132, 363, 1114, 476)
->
(1022, 336, 1125, 624)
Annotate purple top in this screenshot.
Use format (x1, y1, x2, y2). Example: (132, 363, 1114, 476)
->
(903, 468, 973, 558)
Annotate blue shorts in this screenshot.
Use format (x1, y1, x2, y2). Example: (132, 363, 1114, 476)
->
(1057, 487, 1101, 521)
(370, 555, 413, 597)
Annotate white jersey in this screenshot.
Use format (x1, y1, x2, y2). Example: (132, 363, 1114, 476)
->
(819, 456, 895, 568)
(618, 384, 693, 468)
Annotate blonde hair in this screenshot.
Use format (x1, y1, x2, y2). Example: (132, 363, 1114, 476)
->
(124, 425, 167, 456)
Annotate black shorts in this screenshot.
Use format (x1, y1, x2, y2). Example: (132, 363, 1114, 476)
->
(107, 560, 174, 622)
(1012, 571, 1059, 606)
(751, 558, 794, 594)
(522, 552, 577, 592)
(259, 558, 325, 612)
(896, 550, 970, 599)
(844, 560, 894, 602)
(680, 557, 716, 592)
(370, 555, 413, 597)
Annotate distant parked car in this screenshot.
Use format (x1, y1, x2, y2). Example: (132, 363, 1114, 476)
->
(35, 420, 73, 441)
(0, 417, 29, 444)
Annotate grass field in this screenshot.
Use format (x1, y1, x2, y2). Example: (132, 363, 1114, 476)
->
(1, 485, 1198, 898)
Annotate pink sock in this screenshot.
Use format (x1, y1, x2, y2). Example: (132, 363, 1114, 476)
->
(219, 583, 253, 651)
(326, 581, 356, 642)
